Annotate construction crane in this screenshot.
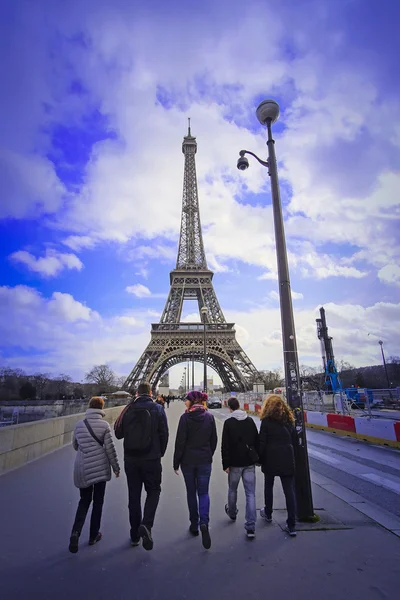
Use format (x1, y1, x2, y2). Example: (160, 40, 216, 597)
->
(316, 307, 342, 394)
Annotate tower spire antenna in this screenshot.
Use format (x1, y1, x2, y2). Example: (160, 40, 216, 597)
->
(188, 117, 191, 137)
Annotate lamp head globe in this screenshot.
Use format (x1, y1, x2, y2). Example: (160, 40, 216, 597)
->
(256, 99, 280, 125)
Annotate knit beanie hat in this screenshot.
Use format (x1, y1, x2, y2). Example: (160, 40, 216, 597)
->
(186, 390, 204, 404)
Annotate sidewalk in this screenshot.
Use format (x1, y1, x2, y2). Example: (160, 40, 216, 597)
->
(0, 402, 399, 600)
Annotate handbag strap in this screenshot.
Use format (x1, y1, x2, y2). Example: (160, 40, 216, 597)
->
(84, 419, 104, 447)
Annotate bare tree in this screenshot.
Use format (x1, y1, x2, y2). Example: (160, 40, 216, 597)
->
(115, 375, 127, 389)
(53, 374, 73, 399)
(85, 365, 116, 391)
(31, 373, 50, 400)
(299, 365, 324, 391)
(0, 368, 27, 400)
(250, 369, 284, 390)
(337, 359, 355, 372)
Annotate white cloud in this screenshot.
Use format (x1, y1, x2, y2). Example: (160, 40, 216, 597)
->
(1, 284, 399, 385)
(0, 0, 398, 294)
(126, 284, 151, 298)
(378, 264, 400, 287)
(1, 0, 399, 385)
(135, 267, 149, 279)
(62, 236, 97, 252)
(182, 313, 201, 323)
(292, 291, 304, 300)
(207, 254, 231, 273)
(126, 283, 166, 299)
(288, 243, 368, 280)
(48, 292, 96, 322)
(9, 249, 83, 277)
(269, 290, 303, 302)
(0, 284, 149, 379)
(0, 150, 66, 219)
(258, 271, 278, 281)
(117, 316, 139, 327)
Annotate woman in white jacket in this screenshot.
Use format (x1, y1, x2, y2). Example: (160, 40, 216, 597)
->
(69, 397, 120, 554)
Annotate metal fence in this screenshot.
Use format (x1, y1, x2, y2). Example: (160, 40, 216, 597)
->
(0, 397, 127, 426)
(0, 407, 19, 427)
(219, 388, 400, 419)
(302, 388, 400, 418)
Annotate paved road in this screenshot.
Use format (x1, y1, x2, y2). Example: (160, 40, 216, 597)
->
(1, 402, 399, 600)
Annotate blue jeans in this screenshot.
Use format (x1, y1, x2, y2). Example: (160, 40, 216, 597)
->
(228, 466, 256, 531)
(181, 464, 212, 529)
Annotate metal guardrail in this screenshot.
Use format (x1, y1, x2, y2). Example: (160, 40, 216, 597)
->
(303, 389, 400, 419)
(0, 407, 19, 427)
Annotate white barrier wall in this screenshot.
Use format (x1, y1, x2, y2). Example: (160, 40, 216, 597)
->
(354, 417, 398, 442)
(305, 412, 328, 427)
(0, 405, 125, 476)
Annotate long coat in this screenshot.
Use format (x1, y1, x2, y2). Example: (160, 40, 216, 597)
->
(259, 418, 296, 477)
(73, 408, 120, 489)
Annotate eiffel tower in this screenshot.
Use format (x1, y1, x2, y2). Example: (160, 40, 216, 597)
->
(124, 122, 259, 392)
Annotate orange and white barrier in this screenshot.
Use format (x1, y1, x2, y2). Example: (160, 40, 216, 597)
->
(303, 411, 400, 448)
(223, 397, 400, 449)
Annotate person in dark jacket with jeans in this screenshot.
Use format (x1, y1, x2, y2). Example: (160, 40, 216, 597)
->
(114, 382, 169, 551)
(259, 394, 297, 536)
(221, 397, 259, 539)
(173, 391, 217, 549)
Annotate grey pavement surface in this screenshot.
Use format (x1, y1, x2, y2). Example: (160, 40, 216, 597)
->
(1, 402, 400, 600)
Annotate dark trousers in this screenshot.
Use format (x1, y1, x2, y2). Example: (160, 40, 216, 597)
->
(264, 474, 296, 528)
(181, 464, 212, 529)
(71, 481, 106, 539)
(125, 458, 162, 542)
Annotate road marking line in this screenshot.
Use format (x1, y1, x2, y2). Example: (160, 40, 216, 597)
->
(360, 473, 400, 495)
(308, 448, 340, 465)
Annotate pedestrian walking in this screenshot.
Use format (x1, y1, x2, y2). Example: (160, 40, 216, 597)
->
(258, 394, 297, 537)
(221, 397, 259, 539)
(156, 395, 165, 408)
(173, 390, 217, 549)
(69, 396, 120, 554)
(114, 382, 169, 551)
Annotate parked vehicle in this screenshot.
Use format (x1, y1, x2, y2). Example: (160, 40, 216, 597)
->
(207, 396, 222, 409)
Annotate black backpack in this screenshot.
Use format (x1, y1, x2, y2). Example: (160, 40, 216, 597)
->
(124, 403, 154, 452)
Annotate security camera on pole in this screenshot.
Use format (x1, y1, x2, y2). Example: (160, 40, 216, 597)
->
(236, 99, 315, 520)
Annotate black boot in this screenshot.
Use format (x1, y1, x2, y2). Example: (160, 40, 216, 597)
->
(69, 531, 79, 554)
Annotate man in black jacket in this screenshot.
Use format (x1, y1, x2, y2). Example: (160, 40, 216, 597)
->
(221, 397, 259, 539)
(114, 382, 169, 551)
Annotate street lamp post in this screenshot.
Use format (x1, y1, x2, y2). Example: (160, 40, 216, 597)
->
(378, 341, 390, 389)
(200, 307, 208, 393)
(236, 99, 314, 520)
(191, 342, 195, 389)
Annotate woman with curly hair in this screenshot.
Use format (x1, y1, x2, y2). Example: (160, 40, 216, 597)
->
(258, 394, 297, 536)
(173, 390, 217, 549)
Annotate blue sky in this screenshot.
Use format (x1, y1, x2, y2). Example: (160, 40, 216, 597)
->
(0, 0, 399, 387)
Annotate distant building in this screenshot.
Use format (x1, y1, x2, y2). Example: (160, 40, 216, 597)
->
(158, 371, 170, 396)
(200, 378, 214, 392)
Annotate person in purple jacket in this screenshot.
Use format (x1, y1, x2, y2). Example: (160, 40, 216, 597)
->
(173, 391, 217, 549)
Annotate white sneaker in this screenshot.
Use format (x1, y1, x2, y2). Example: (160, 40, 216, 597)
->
(285, 525, 297, 537)
(246, 530, 255, 539)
